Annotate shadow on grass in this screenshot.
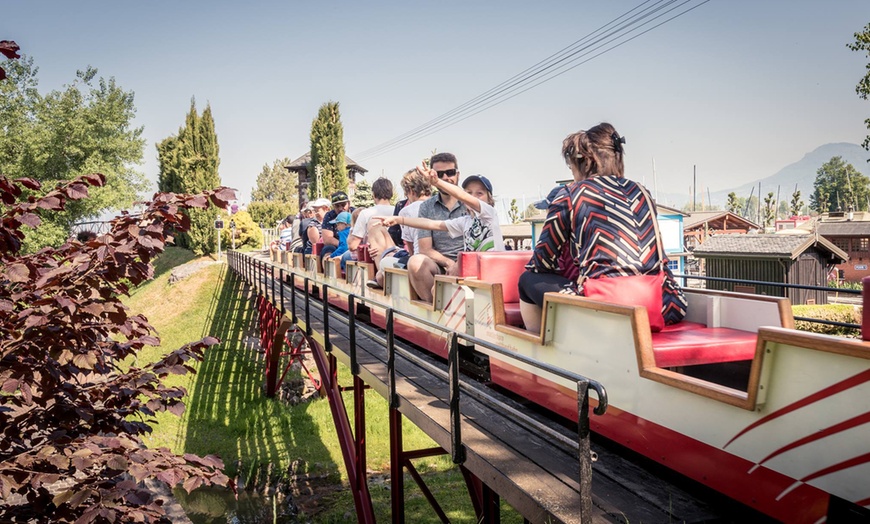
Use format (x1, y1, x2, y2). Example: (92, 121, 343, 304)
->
(181, 265, 336, 483)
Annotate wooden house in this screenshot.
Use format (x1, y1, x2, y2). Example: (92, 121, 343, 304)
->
(683, 211, 761, 251)
(692, 233, 848, 305)
(285, 153, 368, 211)
(813, 211, 870, 282)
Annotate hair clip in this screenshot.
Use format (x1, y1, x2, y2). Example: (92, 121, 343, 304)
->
(611, 132, 626, 153)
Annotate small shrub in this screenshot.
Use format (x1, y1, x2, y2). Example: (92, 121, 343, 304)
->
(792, 304, 862, 337)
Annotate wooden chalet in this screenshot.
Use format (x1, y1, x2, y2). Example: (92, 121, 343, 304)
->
(683, 211, 760, 251)
(692, 233, 848, 305)
(285, 153, 368, 211)
(813, 210, 870, 282)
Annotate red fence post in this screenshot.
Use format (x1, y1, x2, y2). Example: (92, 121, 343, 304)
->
(863, 276, 870, 341)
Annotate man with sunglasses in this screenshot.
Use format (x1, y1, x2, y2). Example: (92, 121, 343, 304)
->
(407, 152, 467, 302)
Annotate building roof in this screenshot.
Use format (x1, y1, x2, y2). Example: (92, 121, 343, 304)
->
(816, 220, 870, 236)
(656, 204, 688, 217)
(693, 233, 848, 262)
(683, 211, 760, 231)
(285, 152, 368, 174)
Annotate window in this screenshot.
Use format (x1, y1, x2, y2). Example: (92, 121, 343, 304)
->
(667, 260, 679, 271)
(832, 238, 850, 252)
(858, 238, 870, 252)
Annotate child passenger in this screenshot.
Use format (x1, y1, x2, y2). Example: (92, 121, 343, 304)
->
(328, 211, 352, 264)
(377, 167, 504, 260)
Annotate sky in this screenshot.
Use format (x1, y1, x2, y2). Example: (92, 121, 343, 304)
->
(3, 0, 870, 219)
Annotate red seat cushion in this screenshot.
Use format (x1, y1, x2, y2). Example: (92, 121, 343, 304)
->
(358, 244, 373, 263)
(651, 324, 757, 368)
(313, 240, 324, 256)
(459, 252, 481, 278)
(504, 303, 524, 327)
(477, 252, 532, 304)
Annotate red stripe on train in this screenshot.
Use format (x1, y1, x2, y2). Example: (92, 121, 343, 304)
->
(725, 368, 870, 448)
(488, 359, 830, 523)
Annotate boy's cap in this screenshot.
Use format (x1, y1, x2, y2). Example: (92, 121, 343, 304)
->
(462, 175, 493, 194)
(329, 211, 352, 225)
(534, 185, 565, 210)
(311, 198, 331, 208)
(331, 191, 349, 204)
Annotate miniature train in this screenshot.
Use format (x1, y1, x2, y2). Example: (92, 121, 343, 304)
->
(267, 244, 870, 523)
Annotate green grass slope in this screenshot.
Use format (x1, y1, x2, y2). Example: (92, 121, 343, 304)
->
(124, 248, 522, 522)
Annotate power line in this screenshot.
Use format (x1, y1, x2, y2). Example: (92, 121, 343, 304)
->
(355, 0, 669, 159)
(354, 0, 710, 160)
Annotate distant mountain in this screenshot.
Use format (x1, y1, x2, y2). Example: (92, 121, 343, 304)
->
(655, 143, 870, 209)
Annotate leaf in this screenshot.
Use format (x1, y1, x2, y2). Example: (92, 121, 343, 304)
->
(167, 402, 185, 417)
(0, 40, 21, 60)
(81, 173, 106, 186)
(155, 468, 183, 487)
(72, 352, 96, 370)
(65, 183, 90, 200)
(37, 195, 63, 210)
(1, 378, 18, 394)
(13, 177, 40, 190)
(106, 454, 128, 471)
(67, 488, 93, 508)
(6, 263, 30, 282)
(0, 299, 13, 312)
(17, 212, 40, 227)
(182, 475, 203, 494)
(53, 489, 76, 506)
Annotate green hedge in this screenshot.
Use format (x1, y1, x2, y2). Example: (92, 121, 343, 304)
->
(792, 304, 862, 338)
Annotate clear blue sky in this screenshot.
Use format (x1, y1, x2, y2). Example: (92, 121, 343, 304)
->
(3, 0, 869, 216)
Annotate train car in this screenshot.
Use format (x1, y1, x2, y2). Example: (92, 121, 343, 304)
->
(272, 246, 870, 523)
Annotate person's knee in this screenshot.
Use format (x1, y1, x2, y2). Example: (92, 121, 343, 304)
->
(407, 254, 429, 274)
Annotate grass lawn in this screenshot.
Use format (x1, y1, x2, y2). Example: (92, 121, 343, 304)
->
(124, 248, 523, 522)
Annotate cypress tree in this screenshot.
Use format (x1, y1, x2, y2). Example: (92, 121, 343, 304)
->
(309, 101, 347, 199)
(155, 99, 222, 254)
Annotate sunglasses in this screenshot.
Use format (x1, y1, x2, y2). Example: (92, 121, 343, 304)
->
(436, 169, 457, 179)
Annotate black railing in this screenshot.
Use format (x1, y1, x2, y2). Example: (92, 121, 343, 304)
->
(228, 250, 605, 515)
(675, 273, 862, 331)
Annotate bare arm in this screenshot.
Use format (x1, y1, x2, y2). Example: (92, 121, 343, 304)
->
(347, 234, 363, 251)
(307, 225, 320, 245)
(321, 228, 338, 247)
(377, 215, 447, 232)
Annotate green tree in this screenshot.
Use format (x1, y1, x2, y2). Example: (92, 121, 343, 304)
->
(763, 192, 776, 227)
(309, 101, 347, 199)
(353, 178, 374, 208)
(810, 156, 870, 213)
(726, 192, 739, 213)
(156, 100, 222, 255)
(790, 187, 805, 216)
(508, 198, 521, 223)
(251, 157, 297, 204)
(221, 210, 263, 250)
(248, 201, 294, 229)
(0, 56, 148, 249)
(847, 23, 870, 154)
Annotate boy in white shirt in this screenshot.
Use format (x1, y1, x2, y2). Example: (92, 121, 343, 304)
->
(378, 169, 504, 262)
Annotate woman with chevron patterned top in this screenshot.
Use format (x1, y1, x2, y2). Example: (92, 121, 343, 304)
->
(518, 122, 687, 333)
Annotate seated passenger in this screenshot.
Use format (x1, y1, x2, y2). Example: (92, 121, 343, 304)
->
(342, 177, 396, 268)
(365, 168, 433, 289)
(405, 152, 467, 303)
(517, 122, 687, 333)
(303, 198, 331, 255)
(328, 211, 352, 264)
